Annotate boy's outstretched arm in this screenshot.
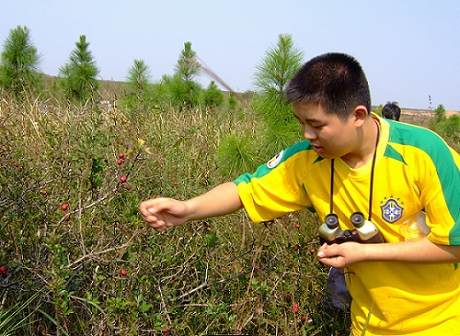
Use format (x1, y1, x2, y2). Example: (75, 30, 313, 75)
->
(139, 182, 244, 232)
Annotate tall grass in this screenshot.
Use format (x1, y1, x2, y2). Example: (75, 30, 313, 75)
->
(2, 91, 455, 335)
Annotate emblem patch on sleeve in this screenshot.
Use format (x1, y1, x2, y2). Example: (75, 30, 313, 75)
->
(267, 151, 283, 168)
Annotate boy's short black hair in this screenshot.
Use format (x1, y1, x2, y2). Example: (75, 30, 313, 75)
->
(285, 52, 371, 120)
(381, 101, 401, 121)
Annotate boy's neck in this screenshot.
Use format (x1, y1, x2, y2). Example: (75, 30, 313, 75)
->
(342, 116, 380, 169)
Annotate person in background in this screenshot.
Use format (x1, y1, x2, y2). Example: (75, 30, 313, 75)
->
(381, 101, 401, 121)
(140, 52, 460, 335)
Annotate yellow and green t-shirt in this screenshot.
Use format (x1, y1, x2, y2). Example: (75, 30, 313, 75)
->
(234, 114, 460, 335)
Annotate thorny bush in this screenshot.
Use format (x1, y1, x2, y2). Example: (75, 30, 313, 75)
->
(1, 90, 411, 336)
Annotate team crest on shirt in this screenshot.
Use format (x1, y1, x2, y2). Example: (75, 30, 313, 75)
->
(380, 197, 404, 223)
(267, 151, 283, 168)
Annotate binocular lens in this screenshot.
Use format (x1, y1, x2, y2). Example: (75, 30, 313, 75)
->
(350, 212, 365, 226)
(325, 213, 339, 227)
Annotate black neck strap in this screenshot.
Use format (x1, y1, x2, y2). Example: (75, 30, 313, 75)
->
(329, 119, 380, 221)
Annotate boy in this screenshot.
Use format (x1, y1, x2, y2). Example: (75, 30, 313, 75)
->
(140, 52, 460, 335)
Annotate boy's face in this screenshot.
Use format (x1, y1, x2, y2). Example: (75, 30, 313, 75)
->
(293, 102, 361, 160)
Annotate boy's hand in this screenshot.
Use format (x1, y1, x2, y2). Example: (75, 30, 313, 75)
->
(317, 242, 363, 268)
(139, 198, 189, 232)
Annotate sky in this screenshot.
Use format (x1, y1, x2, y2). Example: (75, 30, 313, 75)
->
(2, 1, 460, 111)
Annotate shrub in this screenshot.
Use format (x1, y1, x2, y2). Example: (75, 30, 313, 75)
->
(3, 88, 456, 335)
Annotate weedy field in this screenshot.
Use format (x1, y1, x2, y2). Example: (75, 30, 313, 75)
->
(0, 88, 457, 336)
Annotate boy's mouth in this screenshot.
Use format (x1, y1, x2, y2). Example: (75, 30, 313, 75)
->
(312, 145, 323, 153)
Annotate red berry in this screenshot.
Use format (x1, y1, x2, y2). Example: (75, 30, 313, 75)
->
(117, 159, 123, 165)
(119, 153, 125, 159)
(13, 162, 19, 167)
(285, 295, 291, 303)
(104, 157, 109, 163)
(301, 315, 307, 322)
(125, 185, 132, 191)
(294, 245, 299, 251)
(295, 224, 300, 229)
(293, 303, 299, 314)
(120, 176, 127, 183)
(173, 181, 178, 186)
(0, 266, 7, 279)
(120, 269, 127, 276)
(162, 328, 170, 333)
(42, 190, 47, 195)
(61, 203, 68, 211)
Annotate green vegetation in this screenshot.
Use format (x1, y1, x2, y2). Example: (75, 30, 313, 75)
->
(252, 34, 304, 154)
(122, 59, 153, 112)
(167, 41, 202, 109)
(126, 59, 152, 100)
(0, 25, 43, 99)
(0, 90, 337, 335)
(203, 81, 225, 109)
(58, 35, 100, 103)
(429, 104, 460, 143)
(0, 27, 459, 336)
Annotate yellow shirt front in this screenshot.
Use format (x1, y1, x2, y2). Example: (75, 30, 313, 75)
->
(234, 115, 460, 335)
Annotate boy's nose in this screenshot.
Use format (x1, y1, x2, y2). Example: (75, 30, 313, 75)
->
(303, 125, 317, 140)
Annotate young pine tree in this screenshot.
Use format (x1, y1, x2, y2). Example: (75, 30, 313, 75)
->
(59, 35, 100, 103)
(433, 104, 447, 123)
(252, 34, 304, 153)
(0, 25, 42, 98)
(172, 41, 202, 108)
(203, 81, 224, 108)
(127, 59, 151, 98)
(430, 104, 460, 143)
(123, 59, 152, 110)
(175, 41, 200, 84)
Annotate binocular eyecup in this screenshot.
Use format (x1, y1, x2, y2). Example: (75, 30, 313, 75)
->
(319, 212, 385, 245)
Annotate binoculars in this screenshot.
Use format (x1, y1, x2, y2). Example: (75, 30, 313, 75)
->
(319, 212, 385, 245)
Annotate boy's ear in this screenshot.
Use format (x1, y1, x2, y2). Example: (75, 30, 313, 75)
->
(352, 105, 369, 126)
